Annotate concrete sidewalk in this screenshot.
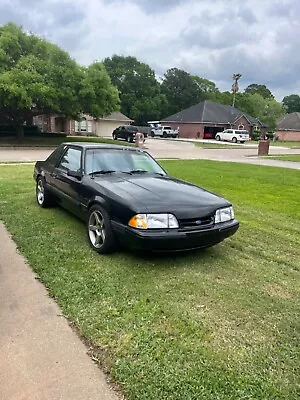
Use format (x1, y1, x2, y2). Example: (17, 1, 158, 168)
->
(0, 223, 119, 400)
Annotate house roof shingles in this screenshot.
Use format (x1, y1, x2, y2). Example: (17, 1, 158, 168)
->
(101, 111, 133, 122)
(277, 112, 300, 130)
(162, 100, 264, 126)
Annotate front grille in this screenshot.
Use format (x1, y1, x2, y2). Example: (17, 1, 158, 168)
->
(180, 216, 214, 230)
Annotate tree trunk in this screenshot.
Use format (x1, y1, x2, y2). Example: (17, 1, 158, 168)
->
(16, 123, 24, 141)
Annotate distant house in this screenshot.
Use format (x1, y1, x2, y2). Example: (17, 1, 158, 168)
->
(33, 111, 133, 137)
(161, 100, 266, 139)
(275, 113, 300, 141)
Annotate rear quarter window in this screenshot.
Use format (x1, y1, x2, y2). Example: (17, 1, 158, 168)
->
(46, 144, 66, 166)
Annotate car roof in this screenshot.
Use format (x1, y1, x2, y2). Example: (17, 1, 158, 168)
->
(62, 142, 143, 152)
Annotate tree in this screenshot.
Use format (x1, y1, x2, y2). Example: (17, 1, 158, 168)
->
(161, 68, 203, 116)
(103, 55, 166, 124)
(209, 91, 233, 106)
(257, 97, 286, 129)
(0, 23, 119, 139)
(80, 62, 119, 118)
(191, 76, 219, 94)
(282, 94, 300, 113)
(235, 93, 285, 129)
(244, 83, 274, 99)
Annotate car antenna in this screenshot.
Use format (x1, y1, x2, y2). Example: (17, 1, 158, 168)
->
(91, 148, 95, 179)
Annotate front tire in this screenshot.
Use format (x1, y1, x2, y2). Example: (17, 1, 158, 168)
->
(163, 131, 167, 138)
(36, 177, 54, 208)
(87, 205, 116, 254)
(113, 133, 118, 140)
(151, 131, 155, 138)
(215, 135, 221, 141)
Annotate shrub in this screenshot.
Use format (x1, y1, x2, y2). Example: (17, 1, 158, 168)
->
(250, 131, 261, 141)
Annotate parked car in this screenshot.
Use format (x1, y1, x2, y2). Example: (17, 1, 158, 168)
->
(112, 125, 147, 142)
(215, 129, 249, 143)
(34, 143, 239, 254)
(150, 126, 178, 138)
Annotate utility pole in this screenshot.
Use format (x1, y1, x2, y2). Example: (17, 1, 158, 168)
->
(231, 73, 242, 107)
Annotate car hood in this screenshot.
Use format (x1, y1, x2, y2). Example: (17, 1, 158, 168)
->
(94, 174, 230, 218)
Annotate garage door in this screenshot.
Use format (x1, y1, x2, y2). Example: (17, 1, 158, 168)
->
(96, 121, 123, 137)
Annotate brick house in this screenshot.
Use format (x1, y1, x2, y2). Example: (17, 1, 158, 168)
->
(161, 100, 266, 139)
(275, 113, 300, 141)
(33, 111, 133, 137)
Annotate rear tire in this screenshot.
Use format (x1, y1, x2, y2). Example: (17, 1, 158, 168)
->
(232, 137, 237, 143)
(151, 131, 155, 138)
(113, 133, 118, 140)
(87, 205, 116, 254)
(240, 141, 245, 144)
(36, 177, 55, 208)
(163, 131, 167, 138)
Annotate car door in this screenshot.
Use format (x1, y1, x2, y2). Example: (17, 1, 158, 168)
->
(224, 129, 232, 141)
(51, 146, 83, 215)
(119, 126, 127, 140)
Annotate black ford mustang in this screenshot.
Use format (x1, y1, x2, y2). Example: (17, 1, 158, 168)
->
(34, 143, 239, 253)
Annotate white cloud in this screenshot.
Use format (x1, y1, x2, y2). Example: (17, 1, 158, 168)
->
(0, 0, 300, 100)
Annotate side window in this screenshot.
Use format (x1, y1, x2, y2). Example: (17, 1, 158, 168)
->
(58, 147, 82, 172)
(46, 145, 66, 166)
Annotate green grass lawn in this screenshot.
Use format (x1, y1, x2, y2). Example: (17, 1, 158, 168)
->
(193, 141, 300, 149)
(0, 161, 299, 399)
(192, 141, 247, 149)
(251, 141, 300, 148)
(0, 135, 132, 147)
(263, 154, 300, 162)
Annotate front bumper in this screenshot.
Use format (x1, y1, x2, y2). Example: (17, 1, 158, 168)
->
(112, 219, 239, 252)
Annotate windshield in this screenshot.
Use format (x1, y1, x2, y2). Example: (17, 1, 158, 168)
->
(85, 149, 166, 175)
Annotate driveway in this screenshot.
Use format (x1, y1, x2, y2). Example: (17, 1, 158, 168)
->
(0, 139, 299, 169)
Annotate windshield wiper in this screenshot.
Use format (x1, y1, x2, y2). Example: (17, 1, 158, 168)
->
(126, 169, 166, 176)
(129, 169, 148, 174)
(89, 170, 116, 176)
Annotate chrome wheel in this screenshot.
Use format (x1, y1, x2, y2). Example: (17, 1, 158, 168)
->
(37, 179, 45, 205)
(88, 210, 106, 249)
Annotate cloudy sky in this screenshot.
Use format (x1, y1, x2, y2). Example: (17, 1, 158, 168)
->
(1, 0, 299, 100)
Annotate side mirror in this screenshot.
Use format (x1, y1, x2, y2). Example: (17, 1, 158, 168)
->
(67, 170, 82, 180)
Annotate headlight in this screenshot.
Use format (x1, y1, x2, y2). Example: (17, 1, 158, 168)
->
(214, 206, 235, 224)
(128, 213, 179, 229)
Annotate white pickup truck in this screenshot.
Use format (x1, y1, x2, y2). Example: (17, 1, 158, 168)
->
(150, 125, 179, 138)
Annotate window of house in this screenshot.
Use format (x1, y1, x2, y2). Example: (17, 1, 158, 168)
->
(75, 119, 92, 133)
